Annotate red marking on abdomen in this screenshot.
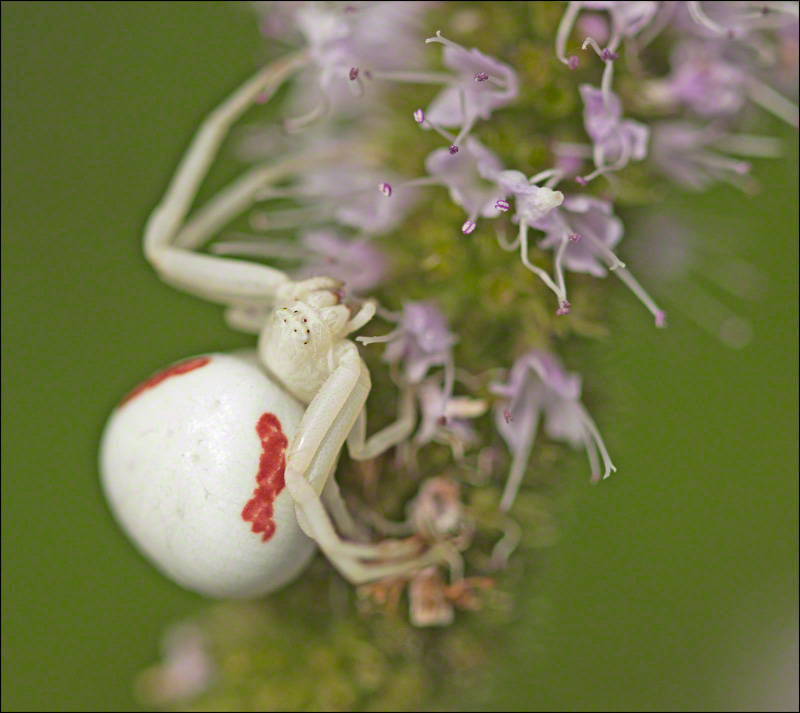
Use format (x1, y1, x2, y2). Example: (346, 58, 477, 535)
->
(241, 413, 288, 543)
(118, 356, 211, 408)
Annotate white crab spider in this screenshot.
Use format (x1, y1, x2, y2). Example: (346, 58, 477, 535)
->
(100, 54, 458, 598)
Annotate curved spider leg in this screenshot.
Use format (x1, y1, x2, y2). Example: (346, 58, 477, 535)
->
(347, 383, 417, 461)
(143, 53, 309, 308)
(320, 473, 370, 542)
(283, 344, 458, 580)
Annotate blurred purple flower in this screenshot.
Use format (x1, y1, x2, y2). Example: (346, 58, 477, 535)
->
(649, 121, 783, 192)
(359, 301, 457, 385)
(525, 195, 666, 327)
(136, 623, 215, 706)
(661, 41, 749, 117)
(491, 350, 616, 510)
(425, 31, 519, 141)
(531, 194, 623, 277)
(579, 1, 659, 37)
(556, 1, 658, 67)
(424, 137, 506, 223)
(647, 37, 799, 127)
(414, 380, 487, 457)
(579, 84, 649, 180)
(256, 1, 429, 120)
(302, 162, 417, 235)
(295, 230, 386, 294)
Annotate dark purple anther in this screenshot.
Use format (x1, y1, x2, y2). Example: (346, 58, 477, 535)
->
(568, 232, 582, 243)
(449, 144, 459, 155)
(474, 72, 489, 82)
(349, 67, 359, 81)
(568, 55, 580, 70)
(600, 48, 618, 62)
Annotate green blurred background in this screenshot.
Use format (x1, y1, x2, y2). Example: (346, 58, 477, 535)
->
(2, 2, 797, 710)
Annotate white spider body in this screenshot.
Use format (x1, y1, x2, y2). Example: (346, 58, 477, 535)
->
(100, 351, 315, 598)
(100, 55, 458, 597)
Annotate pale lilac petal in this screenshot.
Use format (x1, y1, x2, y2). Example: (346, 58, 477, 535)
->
(425, 139, 506, 218)
(621, 120, 650, 161)
(296, 231, 386, 294)
(532, 195, 623, 277)
(426, 44, 518, 128)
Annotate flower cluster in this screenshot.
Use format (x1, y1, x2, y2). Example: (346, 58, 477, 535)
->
(139, 1, 797, 707)
(233, 0, 796, 604)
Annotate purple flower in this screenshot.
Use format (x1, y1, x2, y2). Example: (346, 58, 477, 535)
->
(264, 2, 429, 119)
(138, 623, 215, 706)
(579, 1, 659, 37)
(552, 141, 593, 177)
(528, 195, 666, 327)
(424, 32, 519, 135)
(556, 1, 658, 68)
(490, 167, 573, 312)
(660, 41, 749, 118)
(649, 121, 772, 192)
(359, 301, 457, 385)
(579, 84, 649, 179)
(531, 194, 623, 277)
(495, 170, 565, 225)
(645, 30, 799, 128)
(413, 380, 487, 456)
(424, 137, 506, 223)
(295, 231, 386, 295)
(491, 350, 616, 510)
(301, 162, 416, 235)
(578, 11, 610, 45)
(674, 1, 798, 41)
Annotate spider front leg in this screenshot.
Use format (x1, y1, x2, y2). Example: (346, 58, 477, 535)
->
(282, 343, 459, 584)
(142, 54, 311, 308)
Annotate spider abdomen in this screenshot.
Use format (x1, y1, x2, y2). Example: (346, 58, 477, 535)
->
(100, 350, 316, 598)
